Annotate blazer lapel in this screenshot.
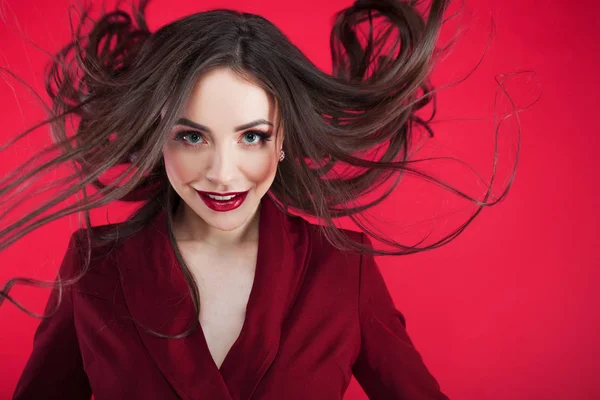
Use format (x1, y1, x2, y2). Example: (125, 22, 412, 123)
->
(117, 194, 312, 400)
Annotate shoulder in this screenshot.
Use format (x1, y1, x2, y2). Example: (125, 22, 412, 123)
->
(300, 219, 365, 266)
(301, 217, 364, 247)
(66, 222, 128, 299)
(69, 223, 124, 261)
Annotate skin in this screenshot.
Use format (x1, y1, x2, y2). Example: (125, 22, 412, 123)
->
(161, 67, 284, 250)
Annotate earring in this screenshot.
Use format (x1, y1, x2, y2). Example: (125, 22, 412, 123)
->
(279, 150, 285, 162)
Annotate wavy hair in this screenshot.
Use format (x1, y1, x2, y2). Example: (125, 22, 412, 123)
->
(0, 0, 522, 338)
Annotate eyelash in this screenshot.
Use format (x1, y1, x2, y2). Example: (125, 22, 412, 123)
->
(173, 130, 272, 149)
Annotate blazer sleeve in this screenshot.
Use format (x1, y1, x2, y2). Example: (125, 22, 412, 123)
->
(13, 230, 92, 400)
(351, 233, 450, 400)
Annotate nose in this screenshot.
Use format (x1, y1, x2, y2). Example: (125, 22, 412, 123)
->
(205, 146, 237, 185)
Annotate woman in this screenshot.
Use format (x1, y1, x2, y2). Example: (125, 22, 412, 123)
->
(1, 0, 505, 398)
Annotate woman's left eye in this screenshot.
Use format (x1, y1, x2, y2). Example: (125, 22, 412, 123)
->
(242, 130, 271, 145)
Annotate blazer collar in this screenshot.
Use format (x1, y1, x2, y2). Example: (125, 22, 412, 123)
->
(117, 194, 312, 400)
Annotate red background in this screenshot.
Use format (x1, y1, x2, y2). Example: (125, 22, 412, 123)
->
(1, 0, 598, 399)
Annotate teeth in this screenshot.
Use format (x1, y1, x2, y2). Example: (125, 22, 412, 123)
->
(207, 194, 237, 201)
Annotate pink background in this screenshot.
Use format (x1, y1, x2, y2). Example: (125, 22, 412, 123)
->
(1, 0, 598, 399)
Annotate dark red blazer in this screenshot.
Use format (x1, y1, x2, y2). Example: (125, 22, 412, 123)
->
(13, 194, 449, 399)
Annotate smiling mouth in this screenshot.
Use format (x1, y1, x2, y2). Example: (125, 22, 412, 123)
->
(196, 190, 250, 212)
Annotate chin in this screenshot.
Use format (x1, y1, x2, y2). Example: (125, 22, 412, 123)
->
(211, 211, 261, 234)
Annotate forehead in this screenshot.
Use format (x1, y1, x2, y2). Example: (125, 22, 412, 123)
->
(182, 67, 276, 130)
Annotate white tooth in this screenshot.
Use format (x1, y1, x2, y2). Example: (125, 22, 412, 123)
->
(207, 194, 236, 200)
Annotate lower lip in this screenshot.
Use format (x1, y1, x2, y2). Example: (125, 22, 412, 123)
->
(197, 191, 249, 212)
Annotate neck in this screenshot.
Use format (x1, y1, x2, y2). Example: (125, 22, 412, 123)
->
(172, 201, 260, 249)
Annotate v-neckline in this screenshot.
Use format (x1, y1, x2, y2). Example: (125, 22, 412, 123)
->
(173, 214, 262, 374)
(192, 232, 263, 374)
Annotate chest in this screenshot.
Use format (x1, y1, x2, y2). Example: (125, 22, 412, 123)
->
(177, 242, 258, 369)
(79, 230, 362, 399)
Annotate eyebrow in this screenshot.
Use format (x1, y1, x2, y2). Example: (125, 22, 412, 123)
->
(176, 117, 274, 133)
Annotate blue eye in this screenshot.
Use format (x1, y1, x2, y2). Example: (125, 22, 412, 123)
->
(243, 131, 270, 145)
(174, 131, 205, 147)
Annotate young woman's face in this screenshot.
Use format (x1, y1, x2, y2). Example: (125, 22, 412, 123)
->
(162, 67, 283, 233)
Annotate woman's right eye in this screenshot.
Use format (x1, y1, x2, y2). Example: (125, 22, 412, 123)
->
(174, 131, 205, 148)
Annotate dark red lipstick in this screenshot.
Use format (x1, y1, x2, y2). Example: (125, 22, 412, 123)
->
(196, 190, 249, 212)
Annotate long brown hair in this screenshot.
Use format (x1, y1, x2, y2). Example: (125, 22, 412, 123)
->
(0, 0, 522, 338)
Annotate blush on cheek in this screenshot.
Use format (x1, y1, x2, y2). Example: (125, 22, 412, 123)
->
(244, 156, 278, 184)
(164, 151, 204, 183)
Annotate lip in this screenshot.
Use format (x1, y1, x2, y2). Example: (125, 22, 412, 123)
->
(196, 190, 249, 212)
(197, 190, 248, 196)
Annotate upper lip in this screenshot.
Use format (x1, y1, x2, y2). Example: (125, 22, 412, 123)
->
(197, 190, 248, 196)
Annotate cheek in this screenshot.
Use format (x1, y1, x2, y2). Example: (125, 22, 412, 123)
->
(162, 147, 196, 183)
(244, 154, 278, 184)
